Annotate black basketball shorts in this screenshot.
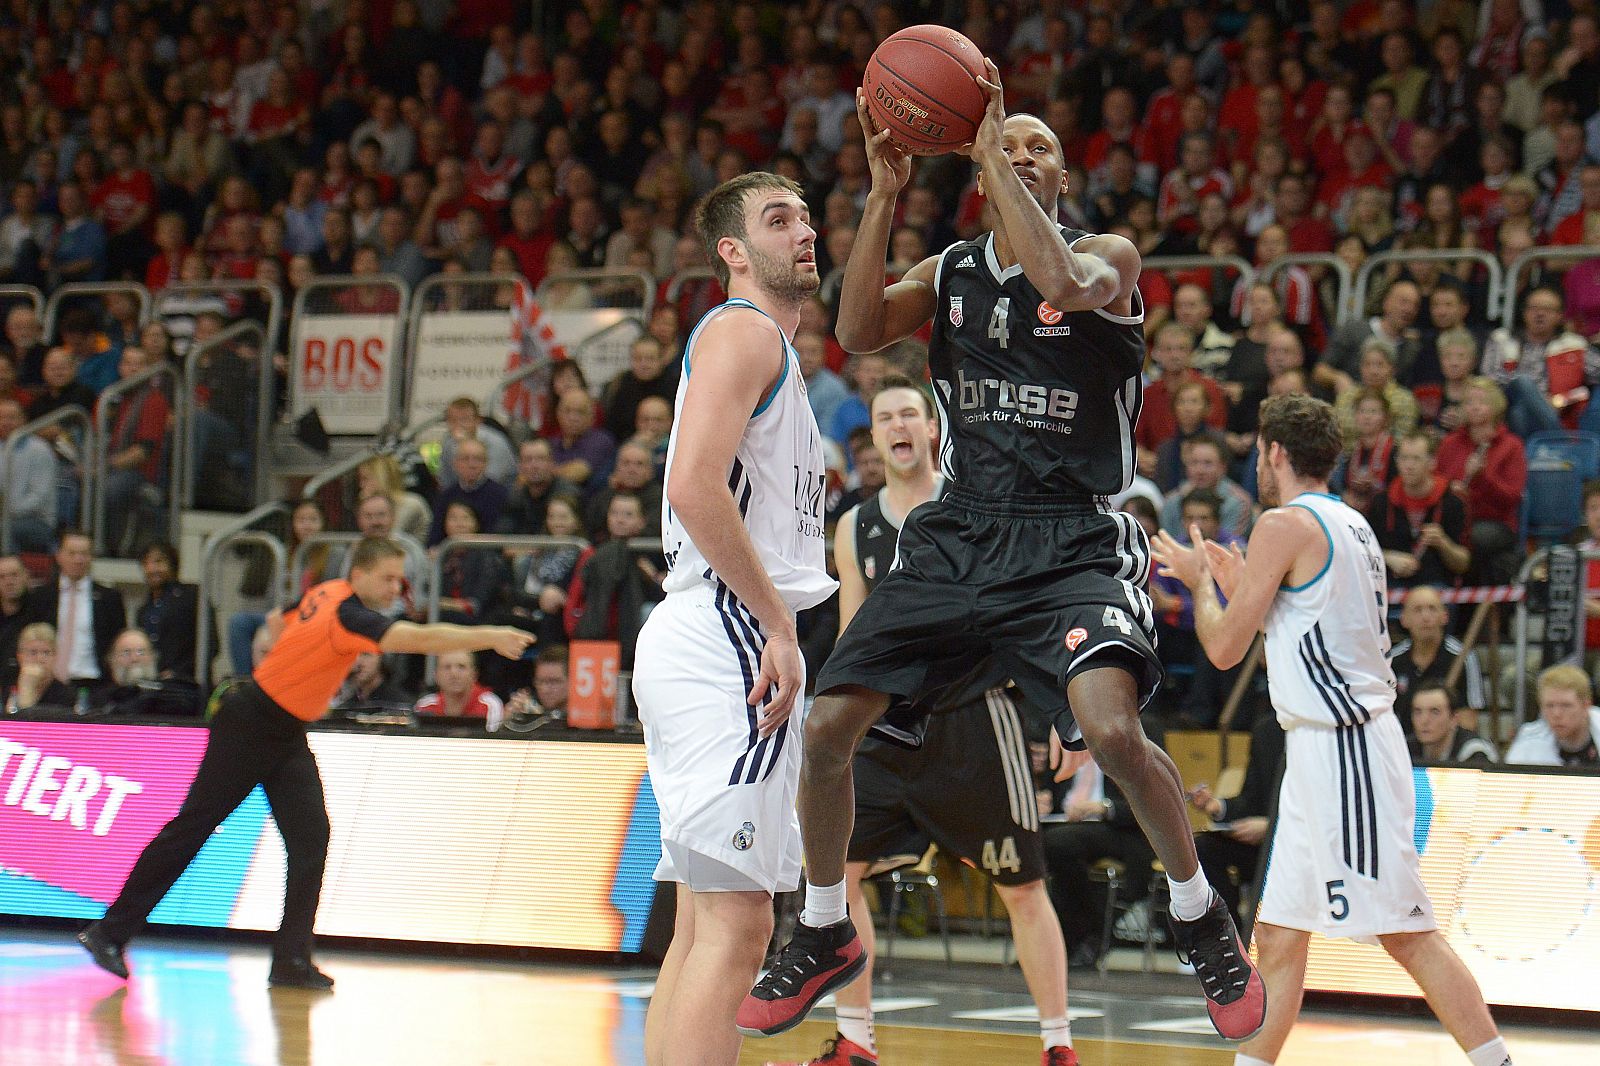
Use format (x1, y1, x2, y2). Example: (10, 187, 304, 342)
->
(847, 687, 1046, 886)
(816, 489, 1162, 748)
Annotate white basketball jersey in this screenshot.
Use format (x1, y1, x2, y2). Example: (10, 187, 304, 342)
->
(660, 299, 837, 612)
(1263, 492, 1397, 730)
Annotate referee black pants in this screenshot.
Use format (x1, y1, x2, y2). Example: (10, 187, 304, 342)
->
(98, 683, 330, 962)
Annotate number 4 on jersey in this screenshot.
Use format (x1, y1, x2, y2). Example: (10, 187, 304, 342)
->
(987, 297, 1011, 349)
(1102, 606, 1133, 635)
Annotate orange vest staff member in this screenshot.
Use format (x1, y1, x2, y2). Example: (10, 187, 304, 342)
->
(78, 537, 533, 990)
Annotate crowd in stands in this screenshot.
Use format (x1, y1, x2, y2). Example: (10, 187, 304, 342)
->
(0, 3, 1597, 754)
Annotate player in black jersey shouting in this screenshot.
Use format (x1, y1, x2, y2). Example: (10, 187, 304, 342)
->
(740, 61, 1266, 1044)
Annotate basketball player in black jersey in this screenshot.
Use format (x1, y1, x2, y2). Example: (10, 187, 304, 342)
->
(740, 62, 1266, 1043)
(772, 376, 1075, 1066)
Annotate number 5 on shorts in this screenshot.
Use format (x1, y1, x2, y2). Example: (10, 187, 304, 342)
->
(1325, 879, 1349, 921)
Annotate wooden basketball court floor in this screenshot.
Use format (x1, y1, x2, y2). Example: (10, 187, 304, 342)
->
(0, 929, 1593, 1065)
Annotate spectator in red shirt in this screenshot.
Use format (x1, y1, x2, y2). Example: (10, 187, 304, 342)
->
(465, 120, 522, 223)
(1083, 87, 1150, 174)
(1549, 165, 1600, 245)
(1270, 173, 1336, 253)
(1317, 129, 1394, 223)
(1309, 85, 1368, 178)
(144, 212, 188, 292)
(1434, 377, 1528, 584)
(1217, 42, 1278, 159)
(415, 650, 506, 731)
(1158, 133, 1233, 238)
(1459, 137, 1518, 240)
(93, 140, 156, 281)
(1144, 53, 1202, 174)
(1137, 322, 1229, 479)
(99, 346, 171, 556)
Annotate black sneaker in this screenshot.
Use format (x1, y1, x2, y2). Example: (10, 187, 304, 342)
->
(737, 917, 865, 1037)
(77, 924, 129, 980)
(1171, 893, 1266, 1040)
(268, 957, 335, 991)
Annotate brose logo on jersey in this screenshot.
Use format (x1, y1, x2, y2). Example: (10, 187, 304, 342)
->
(957, 366, 1080, 432)
(949, 295, 964, 327)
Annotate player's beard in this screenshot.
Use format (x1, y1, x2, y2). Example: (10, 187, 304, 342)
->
(747, 243, 820, 306)
(1257, 458, 1280, 508)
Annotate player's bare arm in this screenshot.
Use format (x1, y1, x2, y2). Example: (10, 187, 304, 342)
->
(665, 308, 802, 731)
(1152, 507, 1322, 669)
(964, 60, 1134, 315)
(832, 506, 867, 632)
(835, 91, 939, 354)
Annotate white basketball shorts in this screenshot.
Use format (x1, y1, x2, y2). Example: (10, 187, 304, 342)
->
(634, 586, 804, 895)
(1256, 711, 1437, 943)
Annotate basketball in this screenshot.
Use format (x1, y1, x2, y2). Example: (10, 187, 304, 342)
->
(862, 26, 988, 156)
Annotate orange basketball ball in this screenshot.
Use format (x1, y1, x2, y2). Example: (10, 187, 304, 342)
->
(861, 26, 987, 156)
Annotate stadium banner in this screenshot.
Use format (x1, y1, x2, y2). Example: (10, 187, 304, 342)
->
(291, 313, 399, 435)
(0, 723, 663, 954)
(407, 311, 521, 427)
(1299, 766, 1600, 1013)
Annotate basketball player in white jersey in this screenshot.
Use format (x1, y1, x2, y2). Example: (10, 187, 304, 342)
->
(635, 172, 838, 1066)
(1152, 394, 1512, 1066)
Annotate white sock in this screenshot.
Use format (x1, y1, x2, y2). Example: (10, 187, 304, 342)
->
(1234, 1055, 1273, 1066)
(802, 879, 847, 927)
(836, 1006, 875, 1054)
(1467, 1037, 1512, 1066)
(1039, 1016, 1071, 1050)
(1167, 868, 1214, 921)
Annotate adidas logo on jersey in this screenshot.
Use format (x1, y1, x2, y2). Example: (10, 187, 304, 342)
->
(1408, 905, 1425, 918)
(866, 525, 884, 538)
(954, 254, 976, 268)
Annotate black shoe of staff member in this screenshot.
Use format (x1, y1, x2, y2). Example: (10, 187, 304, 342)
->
(268, 957, 335, 991)
(77, 923, 130, 980)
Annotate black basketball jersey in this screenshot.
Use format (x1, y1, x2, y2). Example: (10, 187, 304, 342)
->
(851, 485, 939, 592)
(928, 227, 1145, 499)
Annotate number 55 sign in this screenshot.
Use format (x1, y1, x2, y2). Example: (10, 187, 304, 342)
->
(567, 641, 620, 729)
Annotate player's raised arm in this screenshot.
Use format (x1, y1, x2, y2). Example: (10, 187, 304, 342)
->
(964, 60, 1136, 314)
(1152, 508, 1321, 669)
(835, 90, 940, 354)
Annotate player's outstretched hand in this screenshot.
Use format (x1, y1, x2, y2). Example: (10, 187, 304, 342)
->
(488, 627, 537, 660)
(1151, 526, 1211, 592)
(749, 632, 803, 737)
(1202, 538, 1246, 599)
(855, 88, 911, 193)
(957, 58, 1005, 161)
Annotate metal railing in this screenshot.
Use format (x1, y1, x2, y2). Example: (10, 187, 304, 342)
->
(1352, 249, 1504, 325)
(291, 530, 431, 587)
(159, 281, 284, 504)
(664, 267, 717, 305)
(179, 320, 266, 514)
(0, 404, 93, 554)
(0, 285, 43, 319)
(570, 316, 647, 392)
(1501, 245, 1600, 328)
(287, 274, 411, 437)
(42, 281, 152, 342)
(1143, 254, 1255, 288)
(1258, 253, 1355, 326)
(91, 362, 181, 552)
(536, 268, 656, 315)
(195, 501, 291, 686)
(424, 534, 591, 684)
